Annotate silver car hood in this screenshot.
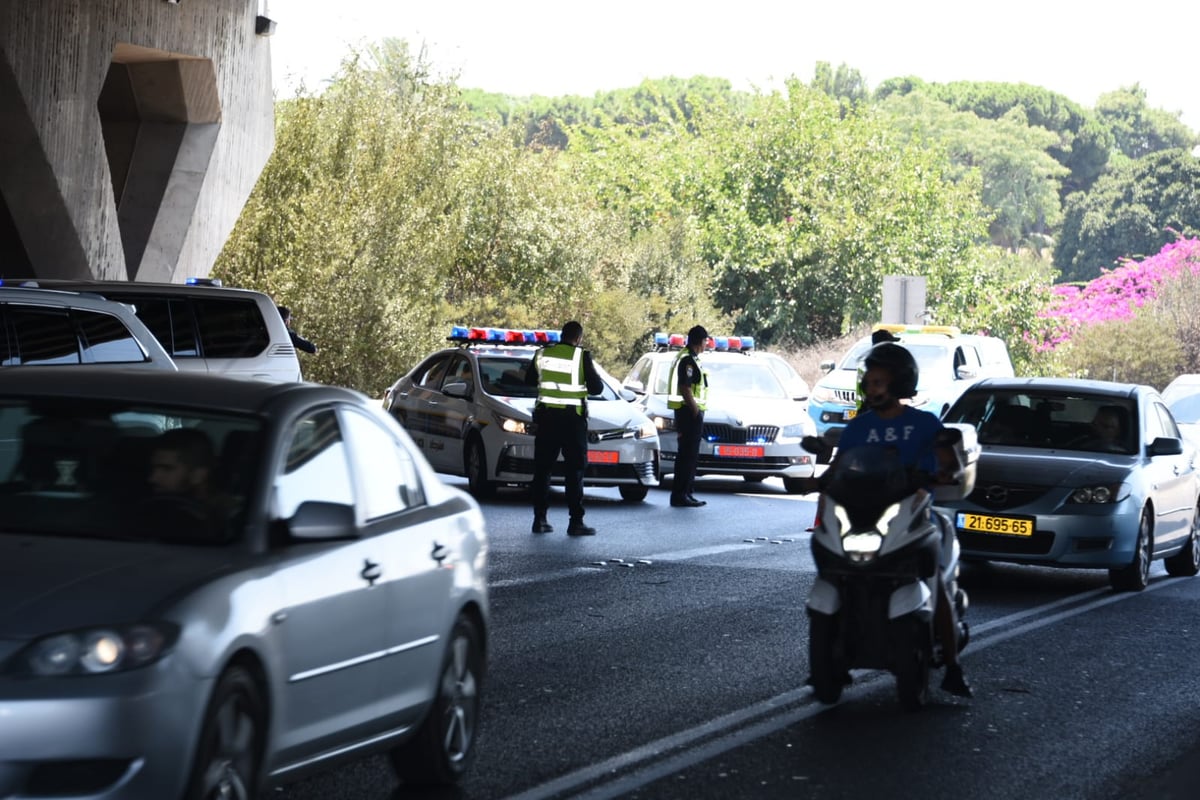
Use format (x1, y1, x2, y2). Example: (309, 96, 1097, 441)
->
(494, 396, 647, 430)
(0, 536, 231, 638)
(974, 448, 1134, 486)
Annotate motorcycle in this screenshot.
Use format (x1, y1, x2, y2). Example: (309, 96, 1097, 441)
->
(804, 425, 977, 710)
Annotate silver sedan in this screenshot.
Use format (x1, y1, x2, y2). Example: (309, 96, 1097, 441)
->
(0, 368, 488, 798)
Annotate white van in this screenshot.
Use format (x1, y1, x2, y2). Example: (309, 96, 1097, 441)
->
(11, 279, 302, 382)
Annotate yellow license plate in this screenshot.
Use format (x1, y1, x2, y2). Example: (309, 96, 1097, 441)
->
(845, 409, 857, 420)
(956, 512, 1034, 537)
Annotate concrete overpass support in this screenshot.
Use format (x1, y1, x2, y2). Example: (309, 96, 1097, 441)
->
(0, 0, 275, 281)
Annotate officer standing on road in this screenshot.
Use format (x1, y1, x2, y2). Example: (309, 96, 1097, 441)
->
(527, 320, 604, 536)
(669, 325, 709, 508)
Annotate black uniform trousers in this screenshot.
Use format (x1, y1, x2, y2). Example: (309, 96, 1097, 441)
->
(671, 407, 704, 503)
(531, 404, 588, 521)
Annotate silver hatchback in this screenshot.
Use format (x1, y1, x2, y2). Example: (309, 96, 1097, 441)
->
(0, 369, 488, 798)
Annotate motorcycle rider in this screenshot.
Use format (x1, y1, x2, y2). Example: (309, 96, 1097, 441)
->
(819, 342, 973, 698)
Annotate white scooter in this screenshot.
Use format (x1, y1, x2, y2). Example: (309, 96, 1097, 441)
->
(804, 425, 978, 710)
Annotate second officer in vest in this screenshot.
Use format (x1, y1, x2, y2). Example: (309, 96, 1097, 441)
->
(669, 325, 709, 507)
(526, 320, 604, 535)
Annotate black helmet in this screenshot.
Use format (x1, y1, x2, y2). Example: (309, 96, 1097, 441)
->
(862, 342, 918, 399)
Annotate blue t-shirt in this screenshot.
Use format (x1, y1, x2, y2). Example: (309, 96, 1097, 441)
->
(836, 406, 944, 474)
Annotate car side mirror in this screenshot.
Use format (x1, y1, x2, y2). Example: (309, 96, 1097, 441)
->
(442, 381, 471, 399)
(793, 393, 809, 403)
(286, 501, 357, 541)
(956, 366, 978, 380)
(619, 387, 637, 402)
(819, 360, 835, 374)
(1148, 436, 1184, 457)
(624, 379, 645, 394)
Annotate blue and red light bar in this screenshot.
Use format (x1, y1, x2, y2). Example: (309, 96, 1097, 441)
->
(449, 326, 560, 344)
(653, 332, 755, 352)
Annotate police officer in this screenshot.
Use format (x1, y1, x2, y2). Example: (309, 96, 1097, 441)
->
(527, 320, 604, 535)
(669, 325, 709, 507)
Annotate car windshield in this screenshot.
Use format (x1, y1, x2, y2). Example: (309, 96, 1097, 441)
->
(944, 389, 1137, 455)
(706, 360, 789, 400)
(836, 342, 955, 389)
(0, 399, 263, 544)
(477, 354, 621, 400)
(1169, 394, 1200, 425)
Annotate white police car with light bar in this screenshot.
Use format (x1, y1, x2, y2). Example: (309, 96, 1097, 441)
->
(383, 326, 660, 500)
(622, 333, 817, 493)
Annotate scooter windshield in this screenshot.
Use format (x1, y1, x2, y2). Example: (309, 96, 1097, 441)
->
(823, 446, 919, 530)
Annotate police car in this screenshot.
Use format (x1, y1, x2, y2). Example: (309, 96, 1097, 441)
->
(383, 326, 660, 501)
(622, 333, 817, 493)
(807, 324, 1015, 439)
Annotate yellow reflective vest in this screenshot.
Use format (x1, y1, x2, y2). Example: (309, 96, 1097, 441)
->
(667, 349, 708, 411)
(535, 343, 587, 414)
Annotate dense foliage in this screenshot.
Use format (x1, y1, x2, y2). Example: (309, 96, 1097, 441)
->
(214, 44, 1200, 394)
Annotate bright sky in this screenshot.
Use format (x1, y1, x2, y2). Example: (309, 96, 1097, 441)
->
(267, 0, 1200, 131)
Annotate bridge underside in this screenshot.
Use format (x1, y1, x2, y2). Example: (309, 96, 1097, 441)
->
(0, 0, 274, 282)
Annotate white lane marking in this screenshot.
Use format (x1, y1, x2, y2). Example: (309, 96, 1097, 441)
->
(490, 542, 786, 589)
(500, 576, 1180, 800)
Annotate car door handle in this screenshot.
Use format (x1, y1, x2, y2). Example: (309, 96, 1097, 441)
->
(360, 559, 382, 586)
(431, 542, 449, 565)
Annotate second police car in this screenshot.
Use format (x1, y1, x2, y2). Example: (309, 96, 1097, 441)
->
(383, 326, 660, 501)
(622, 333, 817, 493)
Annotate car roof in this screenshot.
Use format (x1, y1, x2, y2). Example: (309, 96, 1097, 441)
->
(0, 367, 362, 413)
(0, 285, 132, 307)
(966, 376, 1147, 398)
(8, 279, 272, 300)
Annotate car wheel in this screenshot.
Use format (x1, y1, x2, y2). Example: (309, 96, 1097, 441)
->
(185, 665, 265, 800)
(390, 615, 484, 786)
(742, 475, 767, 484)
(1165, 502, 1200, 577)
(807, 612, 844, 705)
(464, 436, 496, 500)
(619, 484, 649, 502)
(1110, 507, 1153, 592)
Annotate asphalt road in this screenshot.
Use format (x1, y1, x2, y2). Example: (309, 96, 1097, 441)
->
(273, 475, 1200, 800)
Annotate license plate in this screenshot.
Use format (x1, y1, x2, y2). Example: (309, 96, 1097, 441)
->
(713, 444, 764, 458)
(956, 512, 1035, 537)
(844, 409, 857, 420)
(587, 450, 619, 464)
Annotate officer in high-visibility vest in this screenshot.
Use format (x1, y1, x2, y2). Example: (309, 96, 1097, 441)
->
(668, 325, 709, 507)
(526, 320, 604, 535)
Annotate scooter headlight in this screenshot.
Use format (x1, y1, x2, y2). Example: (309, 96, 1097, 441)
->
(842, 532, 883, 562)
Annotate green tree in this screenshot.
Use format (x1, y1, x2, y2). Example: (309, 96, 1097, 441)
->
(1055, 148, 1200, 282)
(1058, 312, 1182, 387)
(878, 93, 1067, 253)
(685, 80, 989, 346)
(1094, 84, 1198, 162)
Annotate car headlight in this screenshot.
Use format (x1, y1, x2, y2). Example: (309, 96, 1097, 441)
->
(499, 415, 531, 435)
(652, 415, 675, 433)
(9, 623, 179, 677)
(636, 419, 657, 439)
(1068, 483, 1128, 504)
(811, 385, 837, 404)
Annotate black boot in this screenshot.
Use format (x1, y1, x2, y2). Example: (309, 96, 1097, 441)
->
(941, 663, 973, 698)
